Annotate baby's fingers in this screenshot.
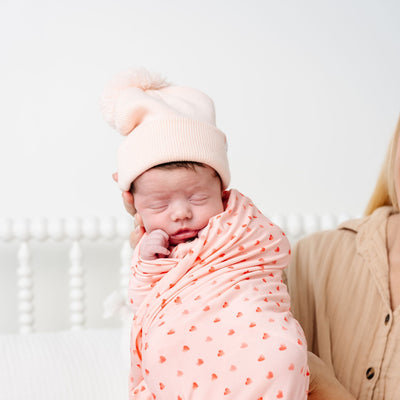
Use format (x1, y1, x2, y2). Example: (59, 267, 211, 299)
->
(153, 246, 170, 257)
(149, 229, 170, 244)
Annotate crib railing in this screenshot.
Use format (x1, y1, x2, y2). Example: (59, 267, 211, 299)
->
(0, 217, 133, 334)
(0, 213, 355, 334)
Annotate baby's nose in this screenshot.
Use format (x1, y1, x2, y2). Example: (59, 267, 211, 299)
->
(172, 203, 192, 221)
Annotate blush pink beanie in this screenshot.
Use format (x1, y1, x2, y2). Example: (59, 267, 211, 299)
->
(101, 68, 230, 191)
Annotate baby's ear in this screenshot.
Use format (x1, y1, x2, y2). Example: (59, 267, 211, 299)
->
(122, 191, 136, 216)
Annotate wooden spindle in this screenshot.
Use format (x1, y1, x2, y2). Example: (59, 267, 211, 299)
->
(17, 242, 34, 334)
(69, 241, 85, 330)
(286, 214, 302, 240)
(302, 214, 320, 236)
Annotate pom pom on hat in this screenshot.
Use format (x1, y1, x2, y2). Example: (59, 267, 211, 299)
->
(101, 68, 169, 135)
(101, 68, 230, 191)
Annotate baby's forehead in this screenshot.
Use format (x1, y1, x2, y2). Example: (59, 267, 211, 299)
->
(134, 164, 219, 193)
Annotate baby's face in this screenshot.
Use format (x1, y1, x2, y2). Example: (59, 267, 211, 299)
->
(133, 165, 224, 245)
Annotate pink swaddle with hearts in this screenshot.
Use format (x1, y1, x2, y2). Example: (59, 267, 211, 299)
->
(128, 189, 309, 399)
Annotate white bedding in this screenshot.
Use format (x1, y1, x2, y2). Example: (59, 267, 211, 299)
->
(0, 329, 128, 400)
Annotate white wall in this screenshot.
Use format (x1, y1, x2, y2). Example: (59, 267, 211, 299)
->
(1, 0, 399, 220)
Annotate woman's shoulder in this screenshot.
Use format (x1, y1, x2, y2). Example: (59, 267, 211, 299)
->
(293, 206, 393, 266)
(294, 219, 359, 257)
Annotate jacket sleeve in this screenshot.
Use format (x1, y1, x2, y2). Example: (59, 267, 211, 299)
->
(286, 237, 317, 350)
(287, 237, 355, 400)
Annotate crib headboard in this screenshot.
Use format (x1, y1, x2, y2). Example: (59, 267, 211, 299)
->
(0, 213, 355, 335)
(0, 217, 134, 334)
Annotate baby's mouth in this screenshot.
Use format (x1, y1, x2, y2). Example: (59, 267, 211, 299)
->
(169, 229, 199, 245)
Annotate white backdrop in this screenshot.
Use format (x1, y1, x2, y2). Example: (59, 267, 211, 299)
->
(1, 0, 399, 220)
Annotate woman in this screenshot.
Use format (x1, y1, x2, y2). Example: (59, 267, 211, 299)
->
(287, 116, 400, 399)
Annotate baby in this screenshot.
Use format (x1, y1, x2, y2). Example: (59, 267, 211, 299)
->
(102, 69, 309, 400)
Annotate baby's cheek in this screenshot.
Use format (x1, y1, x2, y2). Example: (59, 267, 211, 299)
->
(139, 214, 155, 234)
(145, 216, 168, 236)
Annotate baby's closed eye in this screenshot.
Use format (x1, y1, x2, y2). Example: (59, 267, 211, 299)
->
(147, 202, 169, 212)
(189, 194, 209, 205)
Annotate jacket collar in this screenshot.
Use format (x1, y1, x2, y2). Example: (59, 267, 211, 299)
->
(338, 206, 394, 307)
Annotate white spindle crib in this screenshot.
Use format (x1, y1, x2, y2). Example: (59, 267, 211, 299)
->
(0, 216, 134, 334)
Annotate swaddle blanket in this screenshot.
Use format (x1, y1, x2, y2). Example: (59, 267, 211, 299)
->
(129, 189, 309, 399)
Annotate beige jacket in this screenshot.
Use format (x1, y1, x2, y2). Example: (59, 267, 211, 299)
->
(287, 206, 400, 400)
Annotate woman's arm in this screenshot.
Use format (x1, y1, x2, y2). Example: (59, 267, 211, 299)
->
(287, 238, 356, 399)
(308, 352, 356, 400)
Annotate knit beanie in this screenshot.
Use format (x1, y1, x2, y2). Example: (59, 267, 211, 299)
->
(101, 68, 230, 191)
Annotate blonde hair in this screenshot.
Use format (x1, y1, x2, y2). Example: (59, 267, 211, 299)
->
(365, 115, 400, 215)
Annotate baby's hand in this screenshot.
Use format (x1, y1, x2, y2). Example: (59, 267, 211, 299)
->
(140, 229, 170, 260)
